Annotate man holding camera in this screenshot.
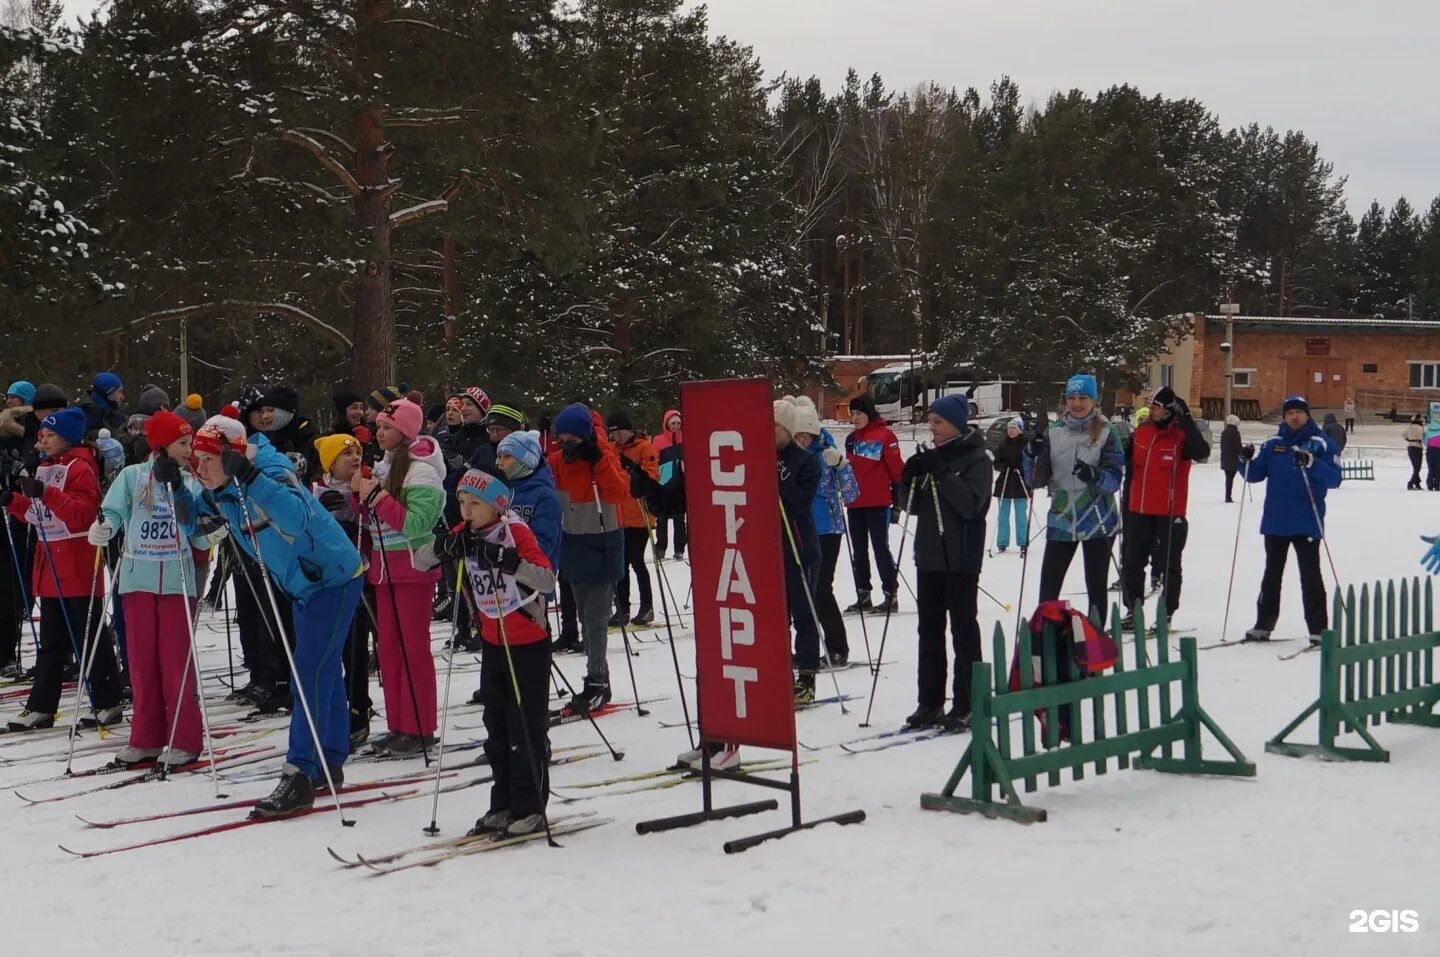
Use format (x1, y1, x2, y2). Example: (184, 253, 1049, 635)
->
(1238, 395, 1342, 643)
(1120, 387, 1209, 630)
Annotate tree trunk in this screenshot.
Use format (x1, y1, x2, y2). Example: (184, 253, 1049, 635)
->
(349, 0, 394, 388)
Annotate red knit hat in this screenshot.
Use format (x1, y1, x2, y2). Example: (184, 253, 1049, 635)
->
(143, 411, 192, 453)
(454, 387, 491, 416)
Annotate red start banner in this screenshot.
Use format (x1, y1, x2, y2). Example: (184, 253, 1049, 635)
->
(680, 378, 797, 753)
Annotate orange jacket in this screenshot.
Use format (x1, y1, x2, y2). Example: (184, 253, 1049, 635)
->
(615, 435, 659, 528)
(546, 410, 628, 584)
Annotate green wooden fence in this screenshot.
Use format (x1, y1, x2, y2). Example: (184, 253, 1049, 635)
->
(1267, 577, 1440, 762)
(1338, 460, 1374, 481)
(921, 608, 1255, 824)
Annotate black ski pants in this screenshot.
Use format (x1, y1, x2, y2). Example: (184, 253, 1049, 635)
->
(1123, 515, 1189, 619)
(1224, 469, 1237, 502)
(1408, 447, 1423, 487)
(816, 534, 847, 658)
(615, 527, 653, 612)
(915, 570, 982, 715)
(480, 639, 551, 817)
(0, 518, 33, 667)
(343, 583, 374, 733)
(1428, 447, 1440, 491)
(27, 596, 123, 715)
(1038, 537, 1114, 624)
(1255, 534, 1327, 637)
(848, 506, 898, 598)
(654, 511, 687, 558)
(231, 550, 293, 687)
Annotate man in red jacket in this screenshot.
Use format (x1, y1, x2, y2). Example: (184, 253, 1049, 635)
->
(843, 395, 904, 614)
(1121, 387, 1210, 630)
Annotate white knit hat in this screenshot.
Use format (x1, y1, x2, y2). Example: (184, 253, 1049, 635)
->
(773, 397, 799, 437)
(792, 396, 822, 437)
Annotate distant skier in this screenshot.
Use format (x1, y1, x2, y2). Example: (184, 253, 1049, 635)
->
(1238, 395, 1341, 644)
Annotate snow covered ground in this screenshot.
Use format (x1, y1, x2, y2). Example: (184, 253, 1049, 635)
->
(3, 439, 1438, 956)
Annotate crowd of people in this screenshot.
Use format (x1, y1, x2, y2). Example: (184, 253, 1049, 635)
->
(0, 368, 1348, 829)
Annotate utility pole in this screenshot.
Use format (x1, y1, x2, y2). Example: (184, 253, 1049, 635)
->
(179, 319, 189, 399)
(1220, 290, 1239, 420)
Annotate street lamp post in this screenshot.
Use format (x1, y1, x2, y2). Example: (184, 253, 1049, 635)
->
(1219, 299, 1240, 419)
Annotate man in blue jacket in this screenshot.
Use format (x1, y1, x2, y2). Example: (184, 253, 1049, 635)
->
(180, 415, 364, 817)
(1239, 395, 1342, 644)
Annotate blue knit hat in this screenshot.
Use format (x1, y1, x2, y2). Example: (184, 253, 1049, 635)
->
(92, 372, 123, 397)
(931, 394, 970, 431)
(4, 381, 34, 405)
(1282, 395, 1310, 415)
(553, 403, 594, 440)
(40, 407, 86, 446)
(456, 468, 512, 512)
(1064, 374, 1098, 401)
(497, 431, 543, 473)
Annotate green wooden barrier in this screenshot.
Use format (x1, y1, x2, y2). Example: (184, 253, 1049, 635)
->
(1339, 460, 1374, 481)
(1267, 577, 1440, 762)
(921, 606, 1256, 824)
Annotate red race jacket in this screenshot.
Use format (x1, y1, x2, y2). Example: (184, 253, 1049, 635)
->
(6, 445, 103, 598)
(464, 516, 556, 646)
(1126, 418, 1207, 517)
(844, 417, 903, 508)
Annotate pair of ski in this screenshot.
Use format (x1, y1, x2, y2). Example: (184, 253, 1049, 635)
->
(1196, 636, 1302, 652)
(656, 694, 860, 729)
(801, 725, 955, 754)
(14, 744, 281, 805)
(328, 812, 612, 874)
(546, 695, 674, 728)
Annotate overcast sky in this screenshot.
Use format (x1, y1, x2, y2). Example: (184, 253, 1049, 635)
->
(693, 0, 1439, 216)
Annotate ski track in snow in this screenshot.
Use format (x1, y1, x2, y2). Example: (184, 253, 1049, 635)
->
(2, 436, 1437, 955)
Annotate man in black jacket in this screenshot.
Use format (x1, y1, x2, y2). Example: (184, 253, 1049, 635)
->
(775, 398, 823, 705)
(901, 394, 992, 732)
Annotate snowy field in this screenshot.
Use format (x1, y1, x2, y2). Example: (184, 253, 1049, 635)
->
(2, 437, 1438, 956)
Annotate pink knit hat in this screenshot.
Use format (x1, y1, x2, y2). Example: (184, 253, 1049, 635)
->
(376, 398, 423, 441)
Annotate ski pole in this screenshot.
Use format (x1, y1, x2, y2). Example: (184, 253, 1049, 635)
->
(63, 546, 110, 772)
(777, 496, 846, 714)
(3, 513, 40, 656)
(1013, 485, 1038, 642)
(158, 483, 223, 798)
(833, 484, 875, 670)
(639, 500, 694, 749)
(1298, 461, 1341, 586)
(366, 504, 432, 766)
(592, 483, 647, 717)
(217, 547, 235, 690)
(1220, 458, 1250, 643)
(424, 561, 467, 836)
(860, 476, 918, 727)
(483, 559, 559, 848)
(233, 483, 352, 825)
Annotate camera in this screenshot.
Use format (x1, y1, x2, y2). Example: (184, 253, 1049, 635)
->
(1220, 341, 1232, 353)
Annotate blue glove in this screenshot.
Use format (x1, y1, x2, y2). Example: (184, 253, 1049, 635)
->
(1422, 535, 1440, 575)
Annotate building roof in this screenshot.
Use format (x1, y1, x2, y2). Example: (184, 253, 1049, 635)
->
(1204, 314, 1440, 331)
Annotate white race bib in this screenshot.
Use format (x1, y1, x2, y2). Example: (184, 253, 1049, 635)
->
(25, 461, 82, 541)
(128, 486, 181, 562)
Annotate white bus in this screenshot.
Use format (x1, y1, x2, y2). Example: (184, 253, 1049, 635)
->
(860, 362, 1016, 423)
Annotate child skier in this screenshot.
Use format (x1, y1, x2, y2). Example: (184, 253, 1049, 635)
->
(350, 399, 445, 757)
(90, 411, 226, 767)
(992, 417, 1030, 554)
(3, 406, 126, 731)
(311, 432, 374, 748)
(180, 414, 364, 816)
(436, 468, 556, 838)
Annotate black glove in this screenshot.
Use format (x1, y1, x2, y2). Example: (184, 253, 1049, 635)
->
(20, 451, 40, 475)
(151, 454, 184, 489)
(16, 475, 45, 500)
(0, 489, 12, 508)
(435, 528, 477, 561)
(919, 446, 943, 474)
(1167, 395, 1191, 419)
(445, 453, 466, 472)
(901, 452, 926, 485)
(1238, 443, 1255, 463)
(1073, 460, 1099, 485)
(1025, 433, 1048, 460)
(1292, 447, 1314, 469)
(537, 411, 552, 436)
(498, 545, 521, 575)
(220, 447, 259, 485)
(318, 489, 347, 514)
(479, 540, 506, 567)
(576, 438, 601, 464)
(194, 514, 228, 538)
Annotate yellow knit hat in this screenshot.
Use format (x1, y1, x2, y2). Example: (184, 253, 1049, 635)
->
(313, 433, 360, 474)
(185, 393, 204, 410)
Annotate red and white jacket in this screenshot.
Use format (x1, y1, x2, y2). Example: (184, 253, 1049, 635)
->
(844, 417, 903, 508)
(463, 514, 556, 646)
(6, 445, 103, 598)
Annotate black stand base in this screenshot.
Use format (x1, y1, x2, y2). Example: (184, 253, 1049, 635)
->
(723, 809, 866, 854)
(636, 799, 777, 835)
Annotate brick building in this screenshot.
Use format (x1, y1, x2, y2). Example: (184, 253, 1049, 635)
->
(1149, 314, 1440, 421)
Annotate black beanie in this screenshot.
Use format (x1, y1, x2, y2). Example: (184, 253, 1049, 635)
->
(606, 409, 634, 432)
(31, 383, 68, 410)
(848, 394, 878, 422)
(260, 384, 299, 414)
(332, 388, 363, 418)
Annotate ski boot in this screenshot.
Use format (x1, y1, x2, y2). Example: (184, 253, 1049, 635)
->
(250, 764, 315, 818)
(792, 671, 816, 706)
(843, 592, 873, 615)
(903, 705, 944, 730)
(630, 606, 655, 627)
(872, 591, 899, 615)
